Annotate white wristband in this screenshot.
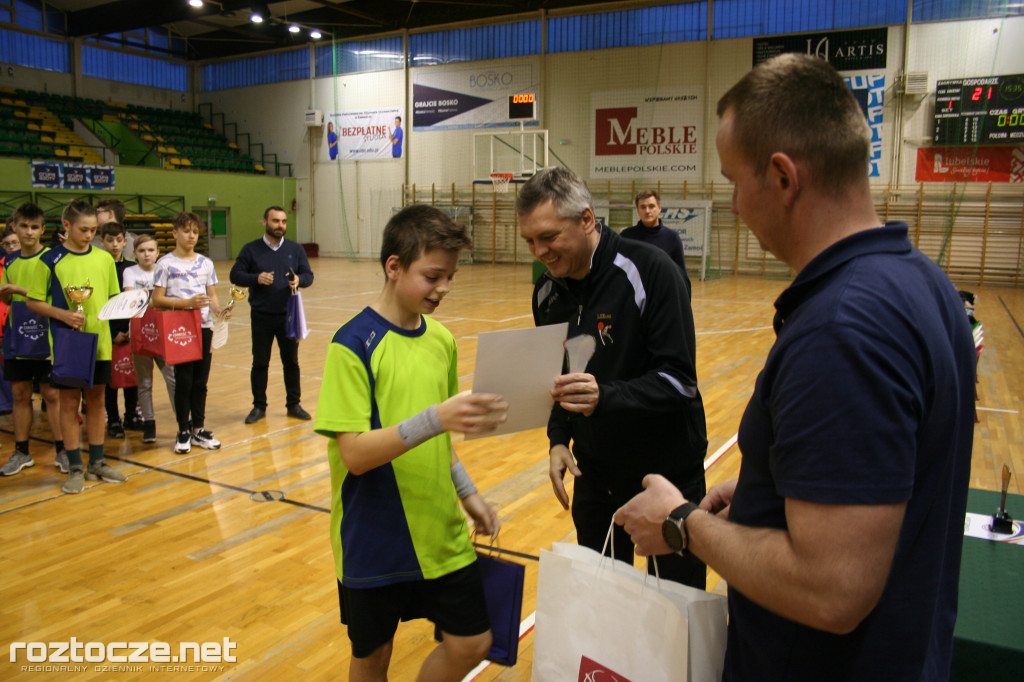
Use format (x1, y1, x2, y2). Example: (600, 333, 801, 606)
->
(397, 405, 444, 449)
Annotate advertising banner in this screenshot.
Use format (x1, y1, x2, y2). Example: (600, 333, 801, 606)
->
(916, 146, 1024, 182)
(412, 64, 539, 131)
(753, 27, 887, 70)
(844, 73, 885, 178)
(327, 108, 404, 160)
(590, 90, 703, 179)
(31, 162, 114, 190)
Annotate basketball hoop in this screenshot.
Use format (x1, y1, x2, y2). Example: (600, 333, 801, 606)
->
(490, 172, 514, 193)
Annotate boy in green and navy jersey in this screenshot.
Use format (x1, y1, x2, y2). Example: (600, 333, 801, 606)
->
(314, 204, 508, 681)
(26, 200, 124, 494)
(0, 202, 65, 477)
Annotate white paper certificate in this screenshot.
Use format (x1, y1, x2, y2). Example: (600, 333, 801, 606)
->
(468, 322, 568, 439)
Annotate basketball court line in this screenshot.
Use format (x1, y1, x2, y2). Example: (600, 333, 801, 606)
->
(998, 296, 1024, 340)
(976, 406, 1020, 414)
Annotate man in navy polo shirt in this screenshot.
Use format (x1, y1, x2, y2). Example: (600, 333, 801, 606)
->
(230, 206, 314, 424)
(616, 53, 975, 681)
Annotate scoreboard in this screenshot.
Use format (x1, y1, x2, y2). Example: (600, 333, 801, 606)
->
(508, 93, 536, 120)
(933, 73, 1024, 145)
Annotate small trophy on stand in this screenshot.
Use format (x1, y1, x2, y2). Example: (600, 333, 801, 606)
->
(991, 464, 1014, 534)
(212, 286, 247, 350)
(64, 280, 94, 330)
(221, 285, 247, 319)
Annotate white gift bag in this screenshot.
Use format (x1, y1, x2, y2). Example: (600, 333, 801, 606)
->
(532, 540, 727, 682)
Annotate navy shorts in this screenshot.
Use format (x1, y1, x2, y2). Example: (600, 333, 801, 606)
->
(3, 358, 54, 383)
(337, 559, 490, 659)
(51, 360, 112, 390)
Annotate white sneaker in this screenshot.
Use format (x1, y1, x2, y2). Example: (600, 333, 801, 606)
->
(191, 429, 221, 450)
(174, 430, 192, 454)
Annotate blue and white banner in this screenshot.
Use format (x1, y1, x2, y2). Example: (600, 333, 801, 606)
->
(412, 64, 540, 131)
(31, 162, 115, 190)
(327, 107, 404, 161)
(844, 73, 884, 178)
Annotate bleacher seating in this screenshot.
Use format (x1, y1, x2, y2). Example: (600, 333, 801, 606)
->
(0, 91, 102, 163)
(0, 87, 267, 175)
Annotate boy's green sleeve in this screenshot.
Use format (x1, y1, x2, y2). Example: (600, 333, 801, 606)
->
(314, 342, 373, 438)
(24, 257, 50, 303)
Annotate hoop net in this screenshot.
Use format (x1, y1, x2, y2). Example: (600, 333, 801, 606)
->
(490, 173, 514, 193)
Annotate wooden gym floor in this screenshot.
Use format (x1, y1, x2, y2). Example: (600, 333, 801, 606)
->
(1, 259, 1021, 681)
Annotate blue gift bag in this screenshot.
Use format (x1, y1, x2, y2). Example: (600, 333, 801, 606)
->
(434, 551, 526, 666)
(3, 301, 51, 359)
(51, 327, 98, 389)
(0, 372, 12, 414)
(286, 290, 310, 341)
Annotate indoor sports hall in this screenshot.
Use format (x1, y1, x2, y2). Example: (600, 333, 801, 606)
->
(1, 1, 1022, 680)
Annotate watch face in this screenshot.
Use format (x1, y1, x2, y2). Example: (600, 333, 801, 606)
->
(662, 518, 684, 553)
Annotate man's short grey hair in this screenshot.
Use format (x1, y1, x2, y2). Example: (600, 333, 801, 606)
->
(515, 167, 593, 220)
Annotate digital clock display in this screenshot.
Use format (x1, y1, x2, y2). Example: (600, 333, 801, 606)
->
(508, 93, 536, 120)
(933, 73, 1024, 145)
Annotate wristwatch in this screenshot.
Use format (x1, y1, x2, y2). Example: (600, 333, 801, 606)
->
(662, 502, 700, 555)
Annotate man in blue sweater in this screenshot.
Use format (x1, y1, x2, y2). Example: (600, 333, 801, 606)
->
(230, 206, 314, 423)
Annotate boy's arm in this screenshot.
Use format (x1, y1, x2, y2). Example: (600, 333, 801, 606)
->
(206, 284, 223, 318)
(335, 390, 508, 476)
(26, 296, 82, 328)
(452, 449, 501, 539)
(0, 284, 28, 304)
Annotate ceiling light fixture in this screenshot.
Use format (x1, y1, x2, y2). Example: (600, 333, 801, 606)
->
(288, 24, 300, 33)
(310, 30, 322, 39)
(188, 0, 204, 8)
(250, 4, 270, 23)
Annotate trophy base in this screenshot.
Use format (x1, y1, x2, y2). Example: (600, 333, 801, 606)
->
(991, 512, 1014, 534)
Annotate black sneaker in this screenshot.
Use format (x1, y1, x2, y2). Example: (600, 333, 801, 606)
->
(124, 415, 145, 431)
(174, 430, 191, 454)
(107, 420, 125, 439)
(142, 420, 157, 444)
(191, 429, 221, 450)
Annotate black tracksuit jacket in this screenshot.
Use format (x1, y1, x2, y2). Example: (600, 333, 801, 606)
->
(532, 226, 707, 494)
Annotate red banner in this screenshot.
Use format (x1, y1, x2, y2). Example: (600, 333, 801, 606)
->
(916, 146, 1024, 182)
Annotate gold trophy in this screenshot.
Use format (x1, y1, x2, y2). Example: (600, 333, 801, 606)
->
(64, 280, 93, 330)
(211, 286, 247, 350)
(218, 285, 247, 322)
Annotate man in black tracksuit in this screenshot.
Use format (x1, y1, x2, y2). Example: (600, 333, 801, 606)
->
(518, 168, 708, 588)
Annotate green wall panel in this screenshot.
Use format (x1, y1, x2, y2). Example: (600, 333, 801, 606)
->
(0, 157, 295, 260)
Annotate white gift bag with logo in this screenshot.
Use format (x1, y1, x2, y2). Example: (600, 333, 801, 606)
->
(532, 534, 727, 682)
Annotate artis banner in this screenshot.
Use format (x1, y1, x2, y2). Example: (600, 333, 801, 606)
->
(753, 27, 887, 70)
(31, 162, 114, 190)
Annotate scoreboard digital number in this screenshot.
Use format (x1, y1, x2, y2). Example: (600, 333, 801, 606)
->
(933, 73, 1024, 145)
(508, 93, 536, 120)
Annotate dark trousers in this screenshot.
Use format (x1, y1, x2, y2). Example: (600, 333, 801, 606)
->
(105, 385, 138, 423)
(174, 328, 213, 432)
(249, 309, 301, 409)
(571, 471, 707, 590)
